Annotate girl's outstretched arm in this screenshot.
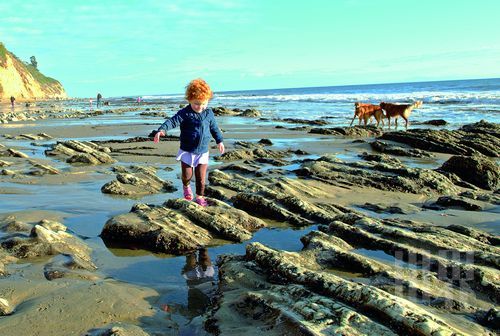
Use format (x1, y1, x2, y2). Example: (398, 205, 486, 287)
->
(158, 110, 184, 134)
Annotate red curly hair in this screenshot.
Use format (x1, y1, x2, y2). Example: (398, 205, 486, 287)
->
(185, 78, 213, 101)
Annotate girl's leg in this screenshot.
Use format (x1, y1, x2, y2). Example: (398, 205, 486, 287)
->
(181, 162, 194, 200)
(194, 164, 208, 197)
(181, 162, 194, 185)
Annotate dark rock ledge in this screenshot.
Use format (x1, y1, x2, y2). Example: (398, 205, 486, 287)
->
(45, 140, 116, 165)
(207, 242, 490, 335)
(100, 198, 266, 255)
(216, 140, 305, 162)
(206, 211, 500, 335)
(0, 217, 96, 280)
(310, 125, 384, 137)
(295, 154, 459, 194)
(208, 169, 349, 226)
(379, 120, 500, 157)
(101, 165, 176, 196)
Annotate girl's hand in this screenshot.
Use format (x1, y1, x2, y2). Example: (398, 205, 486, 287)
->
(154, 130, 165, 143)
(218, 142, 225, 154)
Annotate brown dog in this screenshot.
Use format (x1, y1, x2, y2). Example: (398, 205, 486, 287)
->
(379, 101, 422, 130)
(351, 102, 385, 127)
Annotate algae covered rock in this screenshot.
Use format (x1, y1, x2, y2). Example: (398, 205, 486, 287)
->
(101, 165, 176, 196)
(439, 155, 499, 190)
(100, 198, 266, 254)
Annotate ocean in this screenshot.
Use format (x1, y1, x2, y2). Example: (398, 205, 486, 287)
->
(142, 77, 500, 128)
(3, 78, 498, 129)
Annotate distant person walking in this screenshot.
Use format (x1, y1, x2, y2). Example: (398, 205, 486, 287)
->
(136, 96, 142, 104)
(10, 96, 15, 108)
(89, 98, 93, 110)
(96, 93, 102, 108)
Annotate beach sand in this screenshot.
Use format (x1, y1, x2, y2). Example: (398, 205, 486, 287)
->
(0, 103, 498, 335)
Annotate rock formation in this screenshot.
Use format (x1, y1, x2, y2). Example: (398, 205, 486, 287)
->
(0, 42, 67, 100)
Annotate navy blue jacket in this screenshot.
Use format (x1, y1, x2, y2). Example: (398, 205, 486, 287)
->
(157, 105, 223, 154)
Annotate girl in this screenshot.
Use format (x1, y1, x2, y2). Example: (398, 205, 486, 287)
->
(153, 79, 224, 206)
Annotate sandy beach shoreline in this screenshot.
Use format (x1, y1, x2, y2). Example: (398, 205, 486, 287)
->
(0, 100, 499, 335)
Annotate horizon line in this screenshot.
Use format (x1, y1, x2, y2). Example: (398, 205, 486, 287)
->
(76, 76, 500, 99)
(214, 76, 500, 95)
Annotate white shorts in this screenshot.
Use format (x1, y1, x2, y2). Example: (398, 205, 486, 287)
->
(176, 149, 209, 167)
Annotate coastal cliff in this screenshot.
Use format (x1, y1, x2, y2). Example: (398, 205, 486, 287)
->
(0, 42, 67, 101)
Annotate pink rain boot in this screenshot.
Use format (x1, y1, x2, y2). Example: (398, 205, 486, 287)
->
(183, 185, 193, 201)
(195, 197, 208, 207)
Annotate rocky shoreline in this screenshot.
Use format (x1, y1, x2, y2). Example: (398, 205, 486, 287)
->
(0, 103, 498, 335)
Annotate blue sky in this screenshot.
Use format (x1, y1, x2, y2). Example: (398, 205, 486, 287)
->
(1, 0, 499, 97)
